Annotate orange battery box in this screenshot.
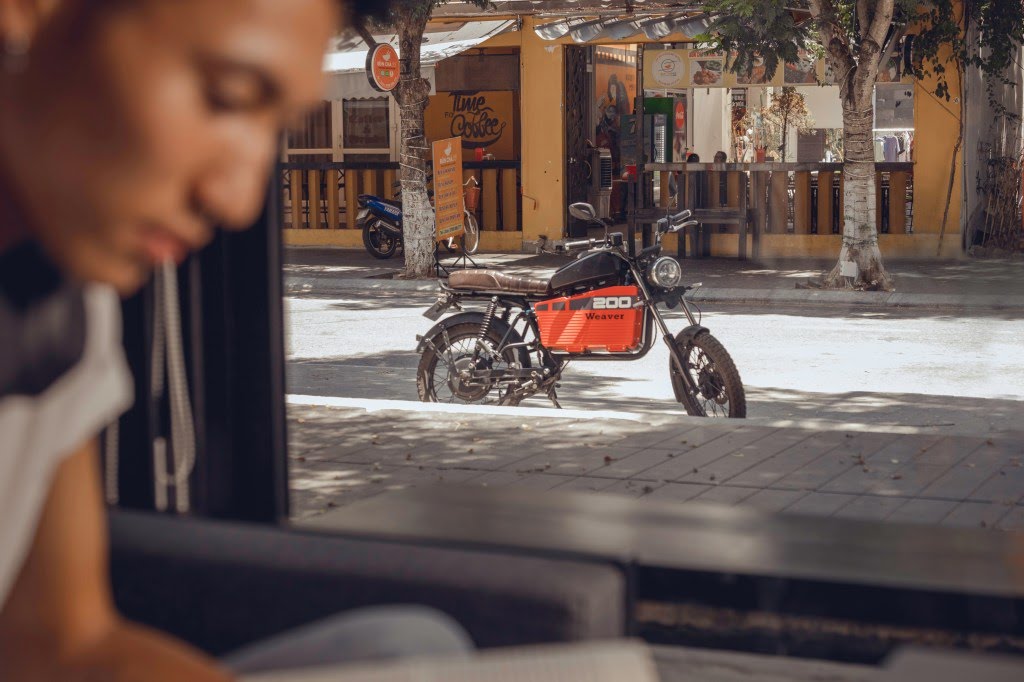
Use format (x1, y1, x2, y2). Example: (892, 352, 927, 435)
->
(533, 286, 643, 353)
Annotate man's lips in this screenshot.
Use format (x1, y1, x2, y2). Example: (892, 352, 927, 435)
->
(139, 225, 193, 265)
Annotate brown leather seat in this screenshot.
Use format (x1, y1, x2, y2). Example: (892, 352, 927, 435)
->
(448, 269, 551, 295)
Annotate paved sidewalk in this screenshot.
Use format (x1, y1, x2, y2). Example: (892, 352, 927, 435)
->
(287, 399, 1024, 531)
(284, 247, 1024, 311)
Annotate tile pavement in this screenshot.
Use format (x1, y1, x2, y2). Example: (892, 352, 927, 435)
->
(287, 405, 1024, 530)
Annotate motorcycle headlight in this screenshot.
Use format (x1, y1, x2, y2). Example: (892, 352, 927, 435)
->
(648, 256, 682, 289)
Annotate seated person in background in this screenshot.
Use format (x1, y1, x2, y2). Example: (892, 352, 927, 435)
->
(0, 1, 467, 680)
(714, 151, 728, 163)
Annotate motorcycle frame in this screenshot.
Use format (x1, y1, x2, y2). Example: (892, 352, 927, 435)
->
(436, 249, 700, 369)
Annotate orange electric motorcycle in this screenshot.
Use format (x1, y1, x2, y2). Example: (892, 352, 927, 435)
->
(415, 204, 746, 418)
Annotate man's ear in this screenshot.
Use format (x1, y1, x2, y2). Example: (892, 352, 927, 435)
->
(0, 0, 61, 52)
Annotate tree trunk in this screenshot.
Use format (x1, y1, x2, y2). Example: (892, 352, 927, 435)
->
(393, 14, 433, 279)
(814, 0, 896, 290)
(824, 99, 893, 290)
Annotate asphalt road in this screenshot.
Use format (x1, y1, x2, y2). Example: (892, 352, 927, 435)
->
(284, 286, 1024, 435)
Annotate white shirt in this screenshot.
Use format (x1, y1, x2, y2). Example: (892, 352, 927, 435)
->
(0, 284, 133, 606)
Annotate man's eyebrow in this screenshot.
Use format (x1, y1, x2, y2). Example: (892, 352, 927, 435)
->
(194, 53, 285, 105)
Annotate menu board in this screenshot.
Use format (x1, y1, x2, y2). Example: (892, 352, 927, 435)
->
(432, 137, 465, 242)
(644, 48, 828, 88)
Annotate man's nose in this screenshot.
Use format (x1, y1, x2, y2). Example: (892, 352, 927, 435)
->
(193, 131, 277, 231)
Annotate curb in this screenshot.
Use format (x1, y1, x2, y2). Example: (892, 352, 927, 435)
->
(287, 396, 1024, 440)
(684, 287, 1024, 311)
(285, 275, 1024, 311)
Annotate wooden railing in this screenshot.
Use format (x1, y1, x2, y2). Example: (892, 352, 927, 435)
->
(277, 160, 522, 232)
(647, 162, 914, 230)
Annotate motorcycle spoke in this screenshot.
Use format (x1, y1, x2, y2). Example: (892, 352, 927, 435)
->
(428, 335, 511, 405)
(686, 347, 730, 417)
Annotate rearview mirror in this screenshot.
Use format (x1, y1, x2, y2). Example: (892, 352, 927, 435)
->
(569, 202, 598, 222)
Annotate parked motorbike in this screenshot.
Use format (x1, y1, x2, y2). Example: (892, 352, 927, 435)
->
(358, 178, 480, 259)
(415, 203, 746, 418)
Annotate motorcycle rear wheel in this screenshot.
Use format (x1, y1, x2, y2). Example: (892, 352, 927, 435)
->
(417, 323, 529, 405)
(670, 331, 746, 418)
(362, 219, 400, 259)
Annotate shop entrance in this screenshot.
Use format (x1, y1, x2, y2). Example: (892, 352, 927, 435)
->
(564, 45, 591, 236)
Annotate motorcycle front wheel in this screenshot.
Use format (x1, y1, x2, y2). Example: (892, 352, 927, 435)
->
(670, 331, 746, 418)
(362, 219, 400, 259)
(417, 322, 529, 405)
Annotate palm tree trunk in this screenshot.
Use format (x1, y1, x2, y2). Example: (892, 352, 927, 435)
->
(394, 14, 433, 279)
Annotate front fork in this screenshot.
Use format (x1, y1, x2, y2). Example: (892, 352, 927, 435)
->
(634, 276, 702, 400)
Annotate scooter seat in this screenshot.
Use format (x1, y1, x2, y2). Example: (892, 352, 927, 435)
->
(448, 269, 551, 295)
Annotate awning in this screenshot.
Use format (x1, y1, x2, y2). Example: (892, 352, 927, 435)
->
(532, 13, 711, 44)
(322, 20, 517, 100)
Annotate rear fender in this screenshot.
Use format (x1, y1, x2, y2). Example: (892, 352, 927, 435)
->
(416, 312, 520, 354)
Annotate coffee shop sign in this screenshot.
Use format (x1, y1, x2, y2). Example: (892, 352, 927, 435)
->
(445, 92, 507, 149)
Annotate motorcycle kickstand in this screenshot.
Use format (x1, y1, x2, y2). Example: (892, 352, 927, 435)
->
(546, 385, 562, 409)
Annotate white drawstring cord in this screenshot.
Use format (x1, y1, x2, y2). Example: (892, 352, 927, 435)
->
(150, 260, 197, 513)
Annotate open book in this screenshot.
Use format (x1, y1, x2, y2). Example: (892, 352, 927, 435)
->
(242, 640, 659, 682)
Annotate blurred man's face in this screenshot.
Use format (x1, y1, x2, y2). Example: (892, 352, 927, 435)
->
(0, 0, 340, 294)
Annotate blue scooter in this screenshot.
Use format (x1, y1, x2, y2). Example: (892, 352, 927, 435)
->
(357, 179, 480, 260)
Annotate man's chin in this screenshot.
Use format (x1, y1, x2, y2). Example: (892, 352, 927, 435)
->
(74, 260, 151, 298)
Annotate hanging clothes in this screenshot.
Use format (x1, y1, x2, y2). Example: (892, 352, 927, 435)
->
(882, 136, 899, 162)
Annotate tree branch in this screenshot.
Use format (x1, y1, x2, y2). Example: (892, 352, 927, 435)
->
(857, 0, 870, 43)
(877, 25, 906, 73)
(810, 0, 856, 92)
(865, 0, 895, 51)
(353, 17, 377, 48)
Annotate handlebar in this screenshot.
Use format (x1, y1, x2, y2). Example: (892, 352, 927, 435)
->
(656, 209, 694, 233)
(562, 238, 597, 250)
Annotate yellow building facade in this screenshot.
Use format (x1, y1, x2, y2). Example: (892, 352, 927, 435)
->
(285, 12, 970, 261)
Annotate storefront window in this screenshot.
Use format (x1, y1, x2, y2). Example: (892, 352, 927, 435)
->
(342, 98, 391, 150)
(874, 84, 914, 162)
(286, 101, 332, 151)
(594, 45, 638, 173)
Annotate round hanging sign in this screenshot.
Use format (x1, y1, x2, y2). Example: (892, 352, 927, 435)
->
(366, 43, 400, 92)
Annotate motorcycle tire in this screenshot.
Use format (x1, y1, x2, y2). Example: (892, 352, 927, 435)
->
(362, 219, 400, 259)
(417, 322, 530, 405)
(670, 331, 746, 418)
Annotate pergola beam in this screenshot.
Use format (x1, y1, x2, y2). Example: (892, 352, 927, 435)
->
(431, 1, 701, 18)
